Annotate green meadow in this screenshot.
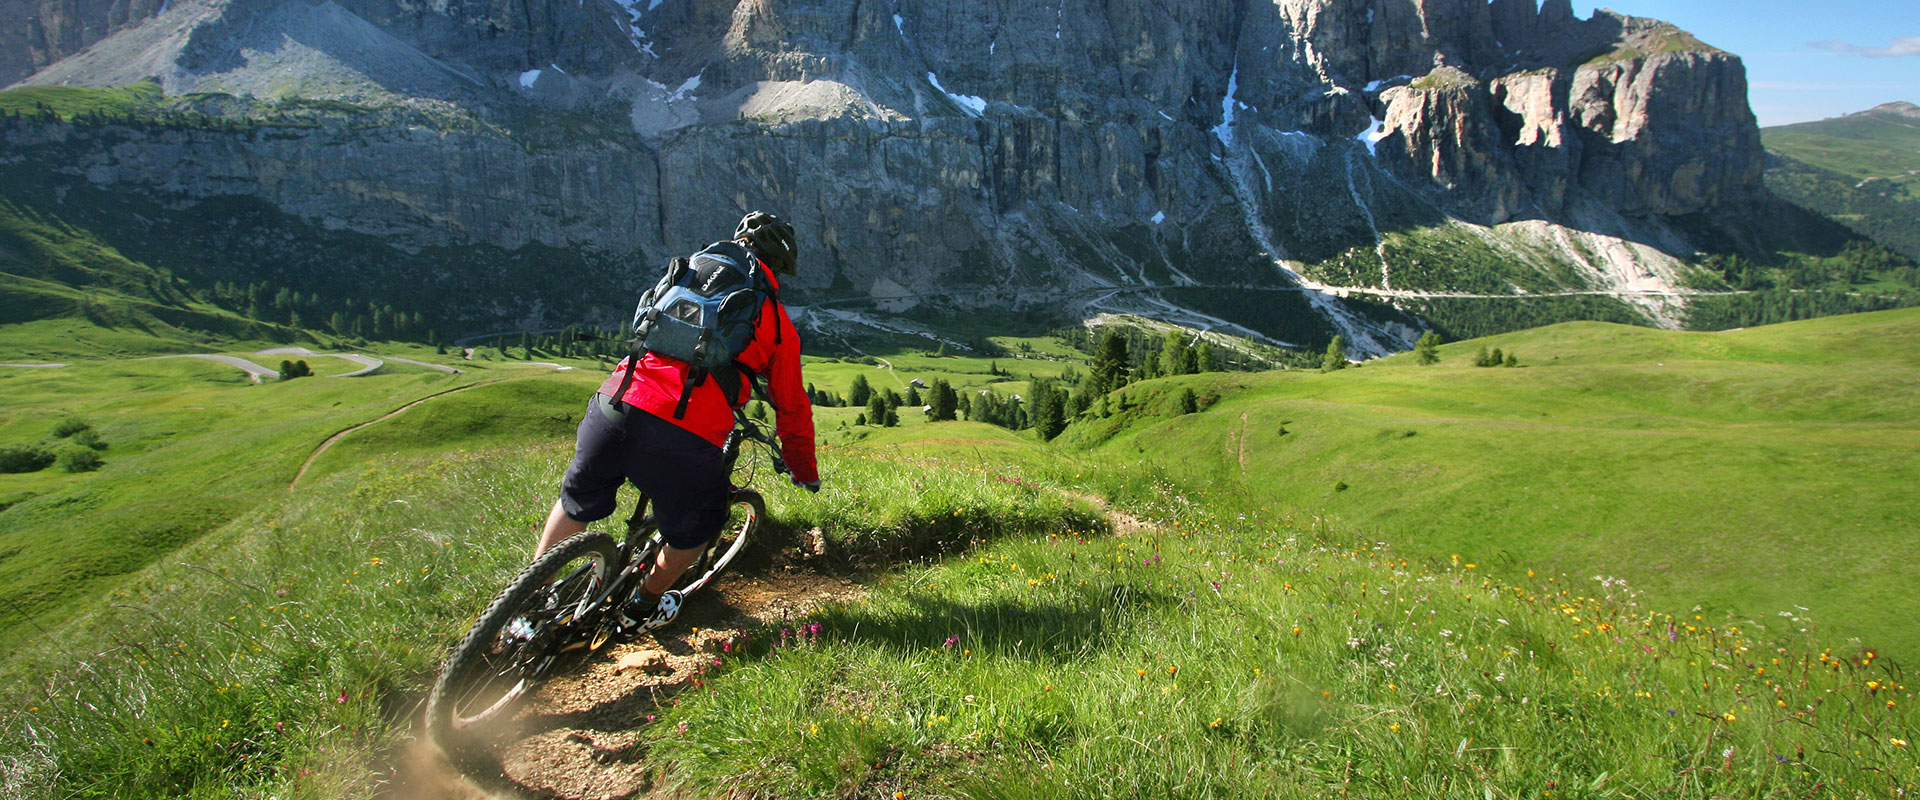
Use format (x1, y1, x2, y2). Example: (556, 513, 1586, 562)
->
(0, 310, 1914, 797)
(1062, 309, 1920, 660)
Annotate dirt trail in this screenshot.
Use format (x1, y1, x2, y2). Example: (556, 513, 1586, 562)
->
(403, 499, 1135, 799)
(395, 568, 867, 800)
(290, 382, 497, 490)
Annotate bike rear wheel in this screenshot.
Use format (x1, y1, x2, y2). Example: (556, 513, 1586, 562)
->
(425, 530, 620, 753)
(674, 489, 763, 594)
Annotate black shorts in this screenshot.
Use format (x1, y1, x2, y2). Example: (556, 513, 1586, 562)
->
(559, 394, 729, 550)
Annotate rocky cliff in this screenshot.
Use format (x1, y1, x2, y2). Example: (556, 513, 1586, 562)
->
(2, 0, 1780, 353)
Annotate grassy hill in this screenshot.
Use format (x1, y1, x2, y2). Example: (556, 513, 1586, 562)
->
(0, 348, 604, 652)
(1764, 102, 1920, 262)
(0, 311, 1915, 797)
(1060, 308, 1920, 660)
(1764, 103, 1920, 186)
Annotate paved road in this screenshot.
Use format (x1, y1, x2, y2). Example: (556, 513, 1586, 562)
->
(147, 354, 280, 383)
(259, 347, 385, 377)
(384, 356, 462, 374)
(13, 350, 469, 381)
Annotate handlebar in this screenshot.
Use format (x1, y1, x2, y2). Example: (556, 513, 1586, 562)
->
(726, 410, 789, 478)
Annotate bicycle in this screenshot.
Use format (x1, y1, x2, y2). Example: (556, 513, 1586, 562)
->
(423, 403, 788, 760)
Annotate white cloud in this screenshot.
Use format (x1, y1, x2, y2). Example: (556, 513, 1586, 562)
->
(1808, 36, 1920, 57)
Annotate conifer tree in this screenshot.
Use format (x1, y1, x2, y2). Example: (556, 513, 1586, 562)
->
(1414, 331, 1442, 365)
(1194, 342, 1216, 373)
(1160, 330, 1190, 377)
(848, 374, 873, 406)
(1320, 336, 1348, 372)
(927, 379, 958, 421)
(1089, 329, 1129, 395)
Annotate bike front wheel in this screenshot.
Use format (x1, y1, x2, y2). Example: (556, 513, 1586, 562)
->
(674, 489, 764, 594)
(425, 530, 620, 753)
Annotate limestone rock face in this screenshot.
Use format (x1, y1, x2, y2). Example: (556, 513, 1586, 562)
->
(0, 0, 164, 87)
(3, 0, 1774, 348)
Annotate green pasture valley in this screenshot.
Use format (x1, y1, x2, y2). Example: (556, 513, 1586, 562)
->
(1, 309, 1916, 798)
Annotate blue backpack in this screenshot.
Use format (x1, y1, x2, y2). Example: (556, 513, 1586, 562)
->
(614, 240, 782, 419)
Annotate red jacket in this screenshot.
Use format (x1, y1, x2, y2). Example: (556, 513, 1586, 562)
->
(596, 270, 819, 483)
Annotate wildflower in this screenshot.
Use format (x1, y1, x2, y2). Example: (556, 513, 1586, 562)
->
(1892, 738, 1909, 748)
(1721, 712, 1737, 723)
(944, 634, 961, 648)
(1137, 669, 1147, 677)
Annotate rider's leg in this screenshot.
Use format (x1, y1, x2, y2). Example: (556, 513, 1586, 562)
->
(635, 543, 704, 600)
(534, 498, 587, 558)
(549, 395, 630, 561)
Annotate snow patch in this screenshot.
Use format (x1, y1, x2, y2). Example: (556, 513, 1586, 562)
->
(894, 14, 905, 36)
(927, 72, 986, 116)
(612, 0, 658, 57)
(1151, 211, 1166, 225)
(518, 69, 542, 88)
(1158, 110, 1174, 121)
(1364, 75, 1412, 92)
(1357, 116, 1388, 156)
(1213, 62, 1239, 149)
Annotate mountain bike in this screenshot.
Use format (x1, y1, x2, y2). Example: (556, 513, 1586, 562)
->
(423, 405, 787, 759)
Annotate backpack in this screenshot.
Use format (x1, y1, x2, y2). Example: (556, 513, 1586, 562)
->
(613, 240, 782, 419)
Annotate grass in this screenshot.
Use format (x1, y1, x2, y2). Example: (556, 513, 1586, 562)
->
(0, 81, 165, 120)
(0, 431, 1099, 798)
(0, 311, 1916, 797)
(648, 499, 1915, 798)
(1764, 109, 1920, 186)
(0, 353, 508, 651)
(1058, 308, 1920, 661)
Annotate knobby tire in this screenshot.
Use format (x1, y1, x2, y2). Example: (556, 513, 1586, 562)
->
(674, 489, 763, 594)
(424, 530, 619, 765)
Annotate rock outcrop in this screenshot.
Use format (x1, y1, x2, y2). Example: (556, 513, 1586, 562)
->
(2, 0, 1777, 352)
(0, 0, 164, 88)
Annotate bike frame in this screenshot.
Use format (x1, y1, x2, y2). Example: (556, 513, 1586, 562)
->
(566, 410, 786, 648)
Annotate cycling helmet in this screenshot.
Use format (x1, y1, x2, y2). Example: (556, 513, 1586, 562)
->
(734, 210, 798, 276)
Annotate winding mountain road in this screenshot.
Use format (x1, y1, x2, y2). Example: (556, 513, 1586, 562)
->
(146, 354, 281, 383)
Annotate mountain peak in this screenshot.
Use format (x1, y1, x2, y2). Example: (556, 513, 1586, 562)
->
(1867, 101, 1920, 119)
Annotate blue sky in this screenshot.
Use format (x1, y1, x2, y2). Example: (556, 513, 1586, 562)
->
(1571, 1, 1920, 126)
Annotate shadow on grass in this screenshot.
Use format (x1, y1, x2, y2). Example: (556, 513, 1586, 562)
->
(795, 579, 1176, 665)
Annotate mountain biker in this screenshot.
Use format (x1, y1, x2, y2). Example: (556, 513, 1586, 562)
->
(532, 211, 821, 633)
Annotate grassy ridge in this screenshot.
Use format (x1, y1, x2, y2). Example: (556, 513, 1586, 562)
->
(1059, 309, 1920, 660)
(1, 311, 1916, 797)
(1763, 106, 1920, 186)
(0, 355, 567, 651)
(650, 498, 1915, 798)
(0, 433, 1097, 798)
